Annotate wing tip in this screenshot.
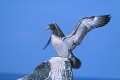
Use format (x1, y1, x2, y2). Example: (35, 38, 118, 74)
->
(97, 14, 111, 26)
(42, 47, 46, 50)
(100, 14, 111, 20)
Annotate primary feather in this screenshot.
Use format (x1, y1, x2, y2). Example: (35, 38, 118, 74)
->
(62, 15, 111, 51)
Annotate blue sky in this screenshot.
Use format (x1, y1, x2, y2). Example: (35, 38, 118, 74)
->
(0, 0, 120, 79)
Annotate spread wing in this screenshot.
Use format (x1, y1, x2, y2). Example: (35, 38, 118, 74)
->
(63, 15, 111, 51)
(42, 36, 51, 50)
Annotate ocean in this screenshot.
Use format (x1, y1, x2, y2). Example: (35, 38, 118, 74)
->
(0, 73, 119, 80)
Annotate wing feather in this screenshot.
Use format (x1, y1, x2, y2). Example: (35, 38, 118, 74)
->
(43, 36, 51, 50)
(63, 15, 111, 51)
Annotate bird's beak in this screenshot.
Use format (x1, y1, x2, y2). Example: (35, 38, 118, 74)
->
(44, 26, 50, 31)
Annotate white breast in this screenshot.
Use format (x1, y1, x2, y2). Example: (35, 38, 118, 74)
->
(51, 35, 68, 58)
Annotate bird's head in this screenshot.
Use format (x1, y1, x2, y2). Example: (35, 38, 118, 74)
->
(45, 22, 65, 37)
(45, 23, 56, 31)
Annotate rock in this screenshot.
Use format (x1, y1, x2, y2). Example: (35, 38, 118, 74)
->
(17, 57, 73, 80)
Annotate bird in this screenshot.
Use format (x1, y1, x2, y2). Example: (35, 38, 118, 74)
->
(43, 15, 111, 69)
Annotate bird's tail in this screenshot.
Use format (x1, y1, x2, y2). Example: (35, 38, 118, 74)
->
(68, 53, 81, 69)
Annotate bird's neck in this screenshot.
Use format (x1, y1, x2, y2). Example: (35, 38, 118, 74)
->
(52, 29, 58, 36)
(52, 28, 65, 37)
